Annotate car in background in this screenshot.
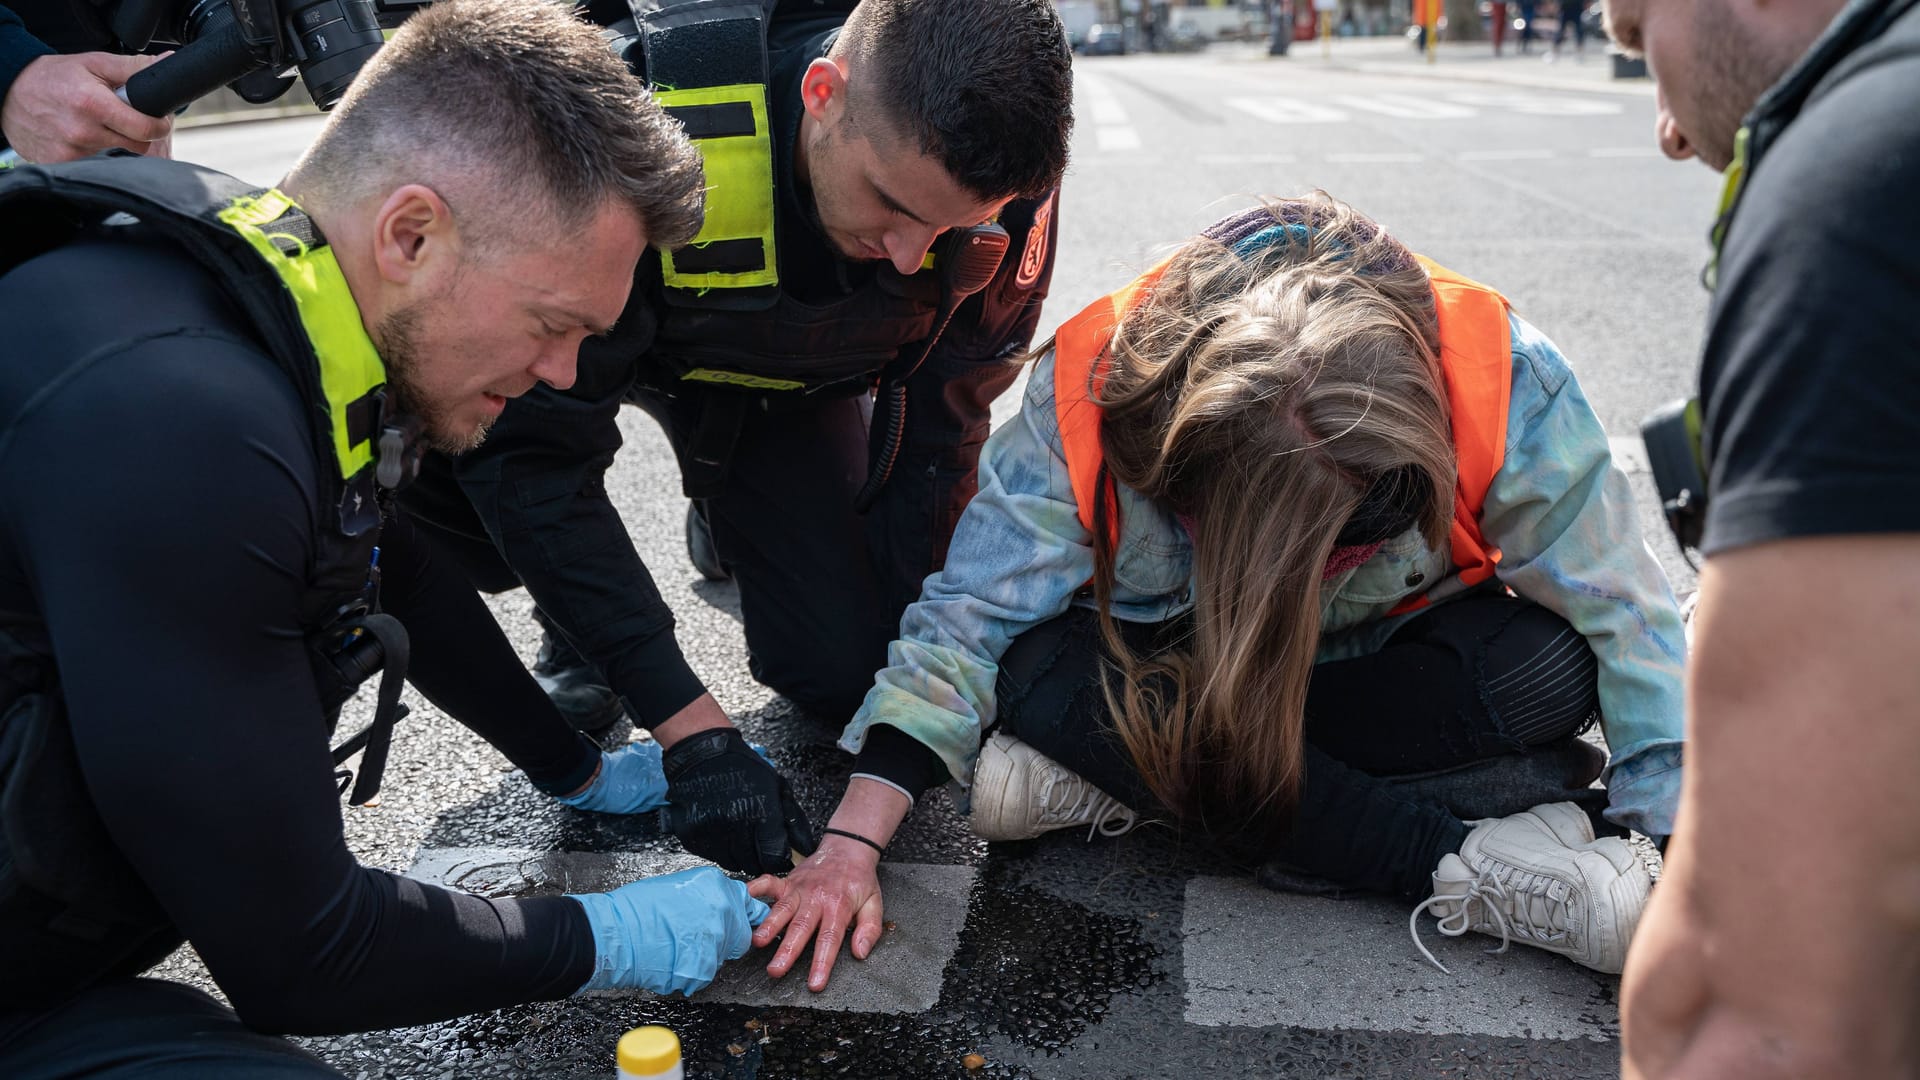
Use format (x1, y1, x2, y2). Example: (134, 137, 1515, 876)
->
(1081, 22, 1127, 55)
(1166, 21, 1207, 51)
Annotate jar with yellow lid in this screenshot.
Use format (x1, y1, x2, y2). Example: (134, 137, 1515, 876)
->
(616, 1025, 683, 1079)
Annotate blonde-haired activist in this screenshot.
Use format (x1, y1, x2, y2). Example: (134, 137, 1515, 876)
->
(753, 198, 1686, 988)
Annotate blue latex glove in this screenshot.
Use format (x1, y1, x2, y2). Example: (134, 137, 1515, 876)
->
(556, 741, 669, 814)
(569, 867, 770, 995)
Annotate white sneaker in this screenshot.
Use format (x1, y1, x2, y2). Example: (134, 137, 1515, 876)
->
(1409, 802, 1651, 974)
(968, 733, 1139, 842)
(1521, 799, 1597, 846)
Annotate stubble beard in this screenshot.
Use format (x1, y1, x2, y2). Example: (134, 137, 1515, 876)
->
(1689, 0, 1806, 171)
(375, 303, 493, 455)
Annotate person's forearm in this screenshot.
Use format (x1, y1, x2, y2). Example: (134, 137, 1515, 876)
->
(452, 385, 709, 727)
(379, 513, 600, 794)
(650, 691, 733, 749)
(826, 776, 914, 850)
(1623, 540, 1920, 1078)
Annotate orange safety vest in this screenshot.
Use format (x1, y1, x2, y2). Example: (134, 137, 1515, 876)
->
(1052, 255, 1513, 614)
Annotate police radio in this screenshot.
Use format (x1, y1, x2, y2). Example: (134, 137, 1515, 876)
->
(1641, 397, 1708, 558)
(853, 221, 1012, 513)
(100, 0, 428, 118)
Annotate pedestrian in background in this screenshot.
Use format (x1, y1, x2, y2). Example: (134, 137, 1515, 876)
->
(1516, 0, 1540, 52)
(1550, 0, 1588, 58)
(1597, 0, 1920, 1073)
(1491, 0, 1511, 55)
(751, 196, 1687, 991)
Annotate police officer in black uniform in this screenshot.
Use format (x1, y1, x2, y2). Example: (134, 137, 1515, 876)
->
(0, 3, 774, 1074)
(399, 0, 1075, 869)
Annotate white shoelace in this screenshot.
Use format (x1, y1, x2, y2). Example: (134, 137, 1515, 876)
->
(1408, 865, 1572, 975)
(1036, 772, 1139, 841)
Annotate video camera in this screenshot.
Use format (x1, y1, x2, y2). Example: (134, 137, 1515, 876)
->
(97, 0, 427, 117)
(1641, 397, 1708, 557)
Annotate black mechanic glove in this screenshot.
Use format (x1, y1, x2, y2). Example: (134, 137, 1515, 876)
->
(657, 727, 817, 875)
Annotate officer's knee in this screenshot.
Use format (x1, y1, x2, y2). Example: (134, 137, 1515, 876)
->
(749, 638, 883, 721)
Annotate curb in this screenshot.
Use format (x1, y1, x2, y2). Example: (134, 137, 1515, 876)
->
(178, 104, 323, 130)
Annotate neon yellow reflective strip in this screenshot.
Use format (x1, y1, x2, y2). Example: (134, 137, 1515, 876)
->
(1683, 397, 1705, 475)
(680, 367, 806, 391)
(659, 82, 778, 290)
(217, 189, 386, 480)
(1704, 126, 1749, 291)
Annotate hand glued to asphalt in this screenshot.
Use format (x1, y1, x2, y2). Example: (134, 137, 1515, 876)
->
(747, 834, 887, 993)
(657, 727, 817, 875)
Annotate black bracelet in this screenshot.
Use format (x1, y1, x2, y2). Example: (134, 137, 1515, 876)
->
(822, 827, 886, 855)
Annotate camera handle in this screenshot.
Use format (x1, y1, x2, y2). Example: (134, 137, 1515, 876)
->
(118, 5, 263, 117)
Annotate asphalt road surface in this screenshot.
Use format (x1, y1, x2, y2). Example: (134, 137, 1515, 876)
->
(166, 42, 1722, 1079)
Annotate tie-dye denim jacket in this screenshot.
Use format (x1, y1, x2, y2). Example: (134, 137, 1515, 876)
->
(841, 312, 1687, 837)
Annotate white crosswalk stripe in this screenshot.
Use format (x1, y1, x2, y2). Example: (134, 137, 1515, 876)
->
(1332, 93, 1478, 120)
(1458, 148, 1558, 161)
(1325, 151, 1427, 163)
(1228, 91, 1624, 126)
(1227, 95, 1350, 124)
(1181, 876, 1619, 1039)
(1445, 90, 1626, 116)
(1076, 72, 1143, 153)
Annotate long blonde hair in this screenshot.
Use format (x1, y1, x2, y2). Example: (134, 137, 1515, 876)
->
(1086, 195, 1455, 838)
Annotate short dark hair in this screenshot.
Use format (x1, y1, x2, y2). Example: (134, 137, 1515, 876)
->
(838, 0, 1073, 201)
(293, 0, 704, 249)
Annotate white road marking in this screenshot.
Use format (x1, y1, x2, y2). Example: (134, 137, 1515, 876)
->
(1325, 151, 1427, 163)
(1445, 91, 1626, 116)
(1196, 153, 1301, 164)
(1227, 96, 1351, 124)
(1077, 72, 1143, 154)
(1181, 875, 1620, 1039)
(1589, 146, 1665, 157)
(1457, 148, 1558, 161)
(1335, 93, 1477, 120)
(1227, 92, 1624, 127)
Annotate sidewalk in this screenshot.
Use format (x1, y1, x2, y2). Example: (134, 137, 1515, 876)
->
(1216, 36, 1655, 97)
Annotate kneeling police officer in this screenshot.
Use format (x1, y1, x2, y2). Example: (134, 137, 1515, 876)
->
(0, 2, 774, 1074)
(399, 0, 1075, 880)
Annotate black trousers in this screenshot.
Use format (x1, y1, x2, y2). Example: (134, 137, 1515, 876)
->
(0, 980, 340, 1079)
(628, 387, 900, 717)
(995, 592, 1602, 900)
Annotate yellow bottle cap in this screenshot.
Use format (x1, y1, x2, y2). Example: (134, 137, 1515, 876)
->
(617, 1026, 681, 1075)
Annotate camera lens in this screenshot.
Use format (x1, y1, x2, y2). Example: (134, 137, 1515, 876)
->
(285, 0, 384, 108)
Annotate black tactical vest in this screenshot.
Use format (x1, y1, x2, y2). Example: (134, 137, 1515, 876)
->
(0, 154, 411, 1010)
(621, 0, 946, 398)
